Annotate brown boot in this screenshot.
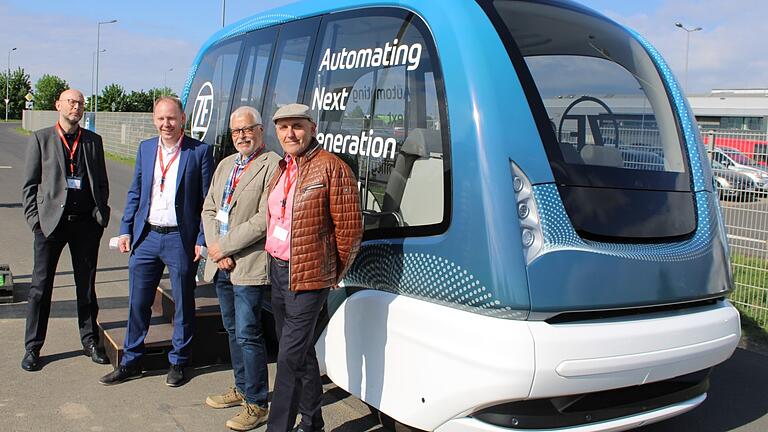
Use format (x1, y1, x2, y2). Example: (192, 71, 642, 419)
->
(225, 402, 269, 431)
(206, 387, 243, 409)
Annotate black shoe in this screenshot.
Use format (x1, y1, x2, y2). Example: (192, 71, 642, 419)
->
(99, 364, 142, 385)
(21, 350, 40, 372)
(291, 427, 325, 432)
(166, 364, 187, 387)
(83, 343, 110, 365)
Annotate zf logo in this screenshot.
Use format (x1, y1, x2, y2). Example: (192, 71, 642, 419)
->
(191, 82, 214, 141)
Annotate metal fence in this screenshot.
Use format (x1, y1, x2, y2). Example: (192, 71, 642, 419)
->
(701, 128, 768, 329)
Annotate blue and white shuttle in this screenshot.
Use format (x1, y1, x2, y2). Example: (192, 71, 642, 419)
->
(182, 1, 741, 431)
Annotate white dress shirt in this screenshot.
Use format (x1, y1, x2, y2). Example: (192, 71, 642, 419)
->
(147, 136, 182, 227)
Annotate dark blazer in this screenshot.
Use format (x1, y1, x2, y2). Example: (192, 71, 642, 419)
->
(119, 135, 213, 254)
(22, 126, 110, 236)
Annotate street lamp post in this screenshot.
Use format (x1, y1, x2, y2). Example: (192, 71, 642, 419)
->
(91, 49, 106, 113)
(222, 0, 226, 27)
(674, 22, 702, 94)
(95, 19, 117, 118)
(6, 47, 17, 122)
(163, 67, 174, 96)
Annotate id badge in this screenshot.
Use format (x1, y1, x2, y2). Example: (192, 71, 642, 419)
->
(273, 225, 289, 242)
(66, 176, 82, 190)
(216, 209, 229, 224)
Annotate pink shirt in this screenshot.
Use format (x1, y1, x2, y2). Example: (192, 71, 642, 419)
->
(266, 156, 298, 261)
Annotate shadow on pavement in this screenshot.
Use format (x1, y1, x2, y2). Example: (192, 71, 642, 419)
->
(37, 349, 87, 370)
(0, 295, 130, 319)
(637, 348, 768, 431)
(332, 414, 382, 432)
(11, 265, 130, 280)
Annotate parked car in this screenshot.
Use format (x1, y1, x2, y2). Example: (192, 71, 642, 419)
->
(710, 147, 768, 191)
(711, 159, 757, 201)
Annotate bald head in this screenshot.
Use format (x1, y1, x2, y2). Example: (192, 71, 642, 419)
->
(56, 89, 85, 132)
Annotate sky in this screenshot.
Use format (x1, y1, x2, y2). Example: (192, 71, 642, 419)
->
(1, 0, 766, 97)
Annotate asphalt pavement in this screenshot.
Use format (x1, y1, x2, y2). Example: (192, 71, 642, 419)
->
(0, 121, 765, 432)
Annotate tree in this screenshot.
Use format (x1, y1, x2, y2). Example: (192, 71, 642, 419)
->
(148, 87, 177, 101)
(0, 67, 32, 120)
(34, 74, 69, 111)
(124, 90, 154, 112)
(99, 83, 127, 112)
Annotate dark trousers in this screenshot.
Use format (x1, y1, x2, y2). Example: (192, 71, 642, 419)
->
(266, 257, 329, 432)
(122, 230, 196, 366)
(25, 217, 104, 352)
(214, 270, 269, 407)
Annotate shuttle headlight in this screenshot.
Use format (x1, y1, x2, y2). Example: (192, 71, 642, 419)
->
(518, 203, 530, 219)
(522, 229, 535, 247)
(513, 176, 524, 193)
(510, 161, 543, 265)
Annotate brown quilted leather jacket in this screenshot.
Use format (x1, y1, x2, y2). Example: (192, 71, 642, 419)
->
(267, 139, 363, 291)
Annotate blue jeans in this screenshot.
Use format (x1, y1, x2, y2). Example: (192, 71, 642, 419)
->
(214, 270, 269, 407)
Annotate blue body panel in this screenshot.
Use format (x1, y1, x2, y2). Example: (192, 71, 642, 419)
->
(183, 0, 728, 317)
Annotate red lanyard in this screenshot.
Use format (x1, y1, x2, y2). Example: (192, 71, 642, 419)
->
(157, 142, 180, 193)
(224, 148, 262, 206)
(55, 123, 81, 175)
(280, 158, 297, 219)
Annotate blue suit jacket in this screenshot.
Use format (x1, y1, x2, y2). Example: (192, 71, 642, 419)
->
(120, 135, 213, 254)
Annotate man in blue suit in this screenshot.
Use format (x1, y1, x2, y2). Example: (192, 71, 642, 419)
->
(99, 96, 213, 387)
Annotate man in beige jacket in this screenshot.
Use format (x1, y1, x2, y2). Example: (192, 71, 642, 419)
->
(201, 106, 280, 431)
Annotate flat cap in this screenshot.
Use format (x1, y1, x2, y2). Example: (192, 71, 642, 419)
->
(272, 103, 314, 123)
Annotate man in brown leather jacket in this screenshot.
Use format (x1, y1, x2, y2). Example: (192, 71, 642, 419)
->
(264, 104, 362, 432)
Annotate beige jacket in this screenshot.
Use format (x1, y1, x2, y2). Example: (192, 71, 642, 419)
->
(202, 150, 280, 285)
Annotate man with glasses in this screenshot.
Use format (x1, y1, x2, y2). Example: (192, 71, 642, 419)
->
(201, 106, 280, 431)
(21, 89, 111, 371)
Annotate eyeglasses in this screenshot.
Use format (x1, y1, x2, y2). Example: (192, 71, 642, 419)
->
(60, 98, 85, 108)
(230, 124, 259, 137)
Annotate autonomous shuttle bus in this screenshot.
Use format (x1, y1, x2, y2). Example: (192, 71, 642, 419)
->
(182, 1, 740, 431)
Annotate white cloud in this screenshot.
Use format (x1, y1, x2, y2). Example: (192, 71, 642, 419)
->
(600, 0, 768, 94)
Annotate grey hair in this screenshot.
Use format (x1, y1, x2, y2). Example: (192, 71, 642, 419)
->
(230, 106, 263, 125)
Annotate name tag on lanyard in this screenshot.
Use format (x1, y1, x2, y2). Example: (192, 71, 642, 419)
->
(216, 208, 229, 224)
(66, 176, 82, 190)
(272, 225, 289, 242)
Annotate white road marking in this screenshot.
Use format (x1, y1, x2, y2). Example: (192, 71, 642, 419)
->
(0, 166, 12, 169)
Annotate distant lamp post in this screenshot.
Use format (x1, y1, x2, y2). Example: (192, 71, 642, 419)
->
(91, 49, 106, 112)
(674, 22, 702, 94)
(221, 0, 226, 27)
(6, 47, 17, 122)
(95, 19, 117, 118)
(163, 67, 174, 96)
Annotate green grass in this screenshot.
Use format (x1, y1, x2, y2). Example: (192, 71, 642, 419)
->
(729, 254, 768, 352)
(14, 126, 31, 136)
(105, 151, 135, 166)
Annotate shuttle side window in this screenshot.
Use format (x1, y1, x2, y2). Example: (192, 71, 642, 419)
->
(262, 17, 322, 152)
(185, 37, 243, 162)
(227, 27, 279, 157)
(304, 8, 450, 239)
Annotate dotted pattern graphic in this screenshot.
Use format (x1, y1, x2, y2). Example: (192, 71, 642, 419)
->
(345, 244, 527, 320)
(627, 29, 708, 192)
(532, 184, 715, 262)
(182, 13, 297, 104)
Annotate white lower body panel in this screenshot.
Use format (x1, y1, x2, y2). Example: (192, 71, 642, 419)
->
(316, 291, 740, 432)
